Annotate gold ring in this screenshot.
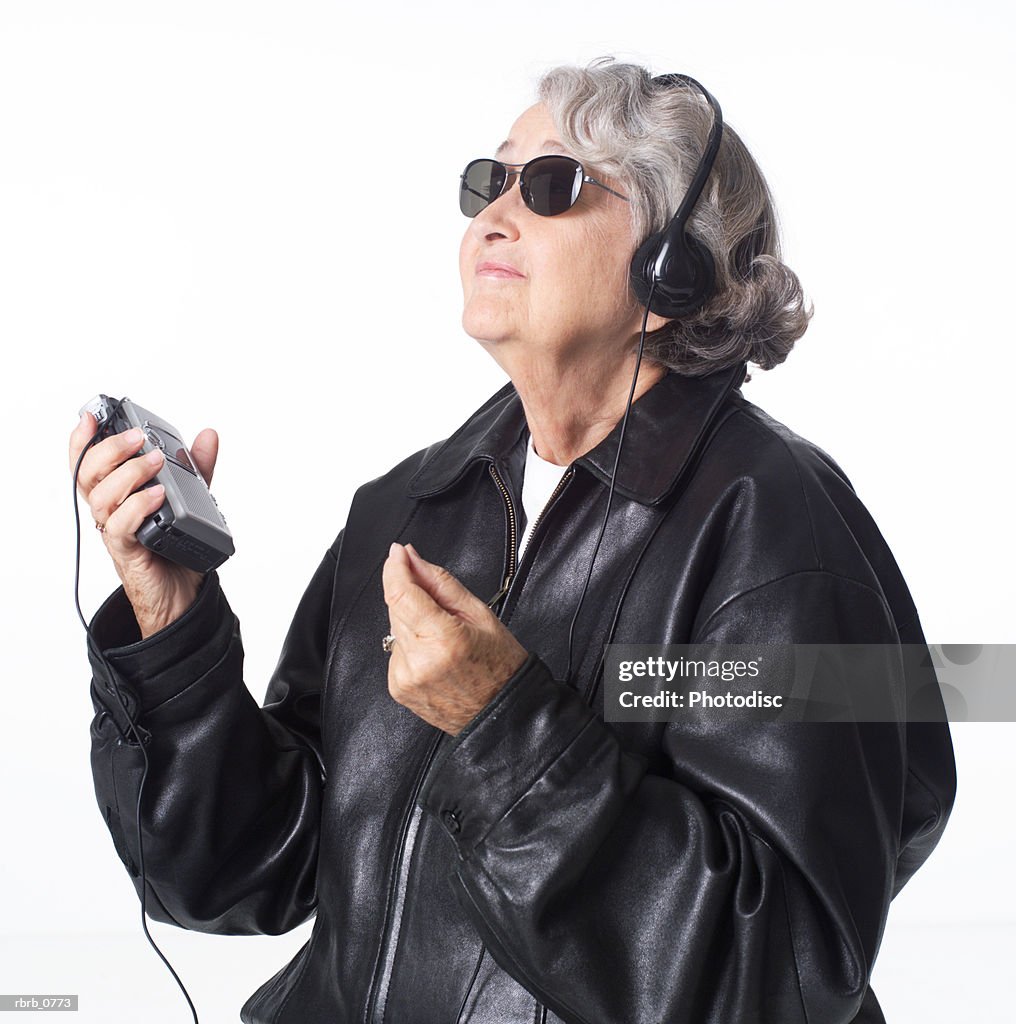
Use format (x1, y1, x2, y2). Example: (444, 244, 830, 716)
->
(382, 633, 396, 653)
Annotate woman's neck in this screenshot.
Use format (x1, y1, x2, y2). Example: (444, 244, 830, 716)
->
(511, 355, 666, 467)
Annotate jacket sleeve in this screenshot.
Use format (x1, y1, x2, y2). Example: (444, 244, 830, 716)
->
(417, 570, 956, 1024)
(87, 536, 340, 936)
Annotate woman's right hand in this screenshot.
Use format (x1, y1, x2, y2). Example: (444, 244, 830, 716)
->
(69, 413, 220, 639)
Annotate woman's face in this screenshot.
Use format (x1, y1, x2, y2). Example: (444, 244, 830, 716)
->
(459, 103, 657, 372)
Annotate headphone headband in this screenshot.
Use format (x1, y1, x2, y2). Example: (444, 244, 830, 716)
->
(649, 74, 724, 239)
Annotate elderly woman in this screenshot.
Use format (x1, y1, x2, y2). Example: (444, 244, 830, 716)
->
(71, 60, 955, 1024)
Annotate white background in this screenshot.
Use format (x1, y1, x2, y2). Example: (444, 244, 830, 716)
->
(1, 0, 1013, 1020)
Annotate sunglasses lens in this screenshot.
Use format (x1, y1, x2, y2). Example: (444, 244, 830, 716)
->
(460, 159, 507, 217)
(521, 157, 583, 216)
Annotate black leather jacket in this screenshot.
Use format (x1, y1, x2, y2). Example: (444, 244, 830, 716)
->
(87, 364, 956, 1024)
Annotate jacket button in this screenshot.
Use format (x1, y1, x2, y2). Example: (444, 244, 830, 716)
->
(441, 809, 461, 834)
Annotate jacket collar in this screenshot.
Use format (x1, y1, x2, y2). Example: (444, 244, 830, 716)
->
(407, 361, 747, 507)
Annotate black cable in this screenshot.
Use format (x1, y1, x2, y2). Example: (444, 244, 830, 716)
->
(74, 287, 648, 1024)
(563, 281, 656, 687)
(528, 286, 655, 1024)
(72, 404, 200, 1024)
(532, 282, 651, 1024)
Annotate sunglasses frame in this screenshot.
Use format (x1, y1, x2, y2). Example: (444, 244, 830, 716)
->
(460, 155, 629, 218)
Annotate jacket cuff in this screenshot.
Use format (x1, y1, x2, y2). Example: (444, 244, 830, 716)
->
(418, 653, 599, 854)
(87, 571, 234, 716)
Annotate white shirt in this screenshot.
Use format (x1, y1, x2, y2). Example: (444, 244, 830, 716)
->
(518, 433, 569, 561)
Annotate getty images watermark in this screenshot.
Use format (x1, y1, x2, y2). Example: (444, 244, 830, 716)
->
(602, 644, 1016, 723)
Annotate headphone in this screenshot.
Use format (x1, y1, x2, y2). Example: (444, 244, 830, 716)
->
(628, 73, 724, 319)
(562, 71, 726, 691)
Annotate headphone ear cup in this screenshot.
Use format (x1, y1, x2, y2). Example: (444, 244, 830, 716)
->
(629, 230, 665, 310)
(629, 229, 716, 319)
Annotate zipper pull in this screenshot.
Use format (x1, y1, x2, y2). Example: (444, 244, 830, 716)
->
(485, 573, 512, 609)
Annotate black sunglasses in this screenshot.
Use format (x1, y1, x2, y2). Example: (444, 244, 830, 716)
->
(459, 155, 629, 218)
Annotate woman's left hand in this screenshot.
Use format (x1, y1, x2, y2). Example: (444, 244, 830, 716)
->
(382, 541, 529, 735)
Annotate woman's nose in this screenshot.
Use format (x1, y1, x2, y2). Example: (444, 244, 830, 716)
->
(470, 177, 524, 241)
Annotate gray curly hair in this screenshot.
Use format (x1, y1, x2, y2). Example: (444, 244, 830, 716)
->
(537, 58, 813, 376)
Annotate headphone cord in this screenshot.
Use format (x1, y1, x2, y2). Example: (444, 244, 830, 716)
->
(563, 283, 655, 702)
(73, 417, 200, 1024)
(532, 282, 656, 1024)
(75, 292, 651, 1019)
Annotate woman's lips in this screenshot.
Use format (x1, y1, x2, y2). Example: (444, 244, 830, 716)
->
(476, 261, 525, 279)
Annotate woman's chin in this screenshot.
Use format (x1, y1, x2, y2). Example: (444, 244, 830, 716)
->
(462, 308, 516, 346)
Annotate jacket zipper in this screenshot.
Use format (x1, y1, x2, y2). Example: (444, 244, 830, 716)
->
(364, 732, 444, 1024)
(520, 465, 574, 560)
(486, 461, 574, 612)
(488, 459, 573, 1024)
(364, 460, 572, 1024)
(485, 463, 518, 609)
